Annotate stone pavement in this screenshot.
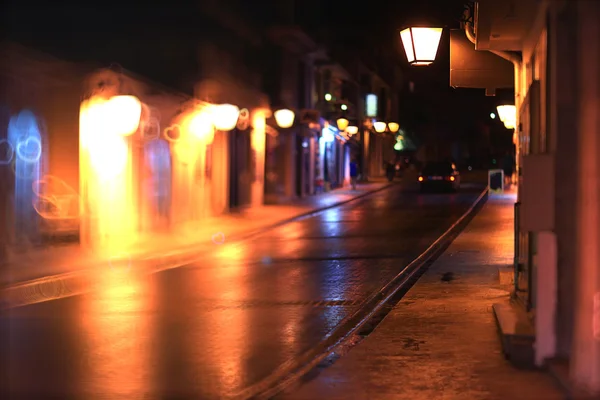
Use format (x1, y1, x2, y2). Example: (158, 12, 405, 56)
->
(0, 181, 391, 289)
(283, 190, 566, 400)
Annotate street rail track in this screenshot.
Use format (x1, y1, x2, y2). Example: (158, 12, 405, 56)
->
(233, 187, 489, 400)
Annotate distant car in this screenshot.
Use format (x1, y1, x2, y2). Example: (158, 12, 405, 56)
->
(418, 161, 461, 192)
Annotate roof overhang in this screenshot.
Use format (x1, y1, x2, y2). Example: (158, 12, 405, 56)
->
(474, 0, 540, 51)
(450, 29, 514, 90)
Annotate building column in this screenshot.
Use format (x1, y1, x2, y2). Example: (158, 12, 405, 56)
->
(571, 1, 600, 394)
(361, 129, 370, 181)
(250, 110, 266, 207)
(283, 131, 296, 198)
(551, 1, 578, 360)
(0, 107, 11, 267)
(309, 137, 316, 195)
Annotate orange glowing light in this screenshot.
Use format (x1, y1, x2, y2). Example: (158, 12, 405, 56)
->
(388, 122, 400, 133)
(105, 95, 142, 136)
(450, 176, 455, 181)
(188, 109, 215, 143)
(211, 104, 240, 131)
(79, 96, 137, 252)
(418, 176, 424, 182)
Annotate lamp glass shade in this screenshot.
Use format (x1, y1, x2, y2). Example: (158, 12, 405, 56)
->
(346, 126, 358, 135)
(274, 109, 295, 128)
(400, 27, 443, 66)
(496, 105, 516, 123)
(336, 117, 349, 131)
(503, 119, 517, 130)
(106, 95, 142, 136)
(388, 122, 400, 133)
(212, 104, 240, 131)
(374, 121, 387, 133)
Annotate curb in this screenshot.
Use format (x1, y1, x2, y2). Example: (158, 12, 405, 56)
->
(0, 183, 394, 310)
(233, 187, 490, 400)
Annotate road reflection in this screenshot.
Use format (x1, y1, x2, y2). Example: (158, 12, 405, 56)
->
(79, 269, 157, 399)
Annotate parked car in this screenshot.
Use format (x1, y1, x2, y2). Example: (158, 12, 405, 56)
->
(418, 161, 461, 192)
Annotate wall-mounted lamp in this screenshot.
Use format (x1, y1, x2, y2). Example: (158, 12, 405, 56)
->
(496, 105, 516, 130)
(211, 104, 240, 131)
(374, 121, 387, 133)
(346, 126, 358, 135)
(274, 108, 295, 129)
(387, 122, 400, 133)
(106, 95, 142, 136)
(337, 118, 349, 131)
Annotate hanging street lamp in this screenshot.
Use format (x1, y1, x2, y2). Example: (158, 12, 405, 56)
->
(400, 26, 444, 66)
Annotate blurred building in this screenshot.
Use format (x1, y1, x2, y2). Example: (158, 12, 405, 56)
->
(0, 43, 85, 257)
(456, 0, 600, 396)
(309, 8, 403, 180)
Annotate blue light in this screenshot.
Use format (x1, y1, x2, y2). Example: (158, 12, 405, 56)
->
(322, 128, 335, 143)
(8, 110, 43, 241)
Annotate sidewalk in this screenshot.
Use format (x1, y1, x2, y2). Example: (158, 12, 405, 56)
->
(283, 190, 565, 400)
(1, 181, 391, 290)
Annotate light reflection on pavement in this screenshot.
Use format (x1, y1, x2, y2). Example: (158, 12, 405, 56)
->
(1, 182, 484, 399)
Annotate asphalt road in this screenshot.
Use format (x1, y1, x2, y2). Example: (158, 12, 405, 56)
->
(0, 179, 484, 399)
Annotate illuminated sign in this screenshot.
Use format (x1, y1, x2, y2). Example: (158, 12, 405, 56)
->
(366, 94, 378, 117)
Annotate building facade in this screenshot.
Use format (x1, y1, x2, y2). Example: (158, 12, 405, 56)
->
(462, 0, 600, 396)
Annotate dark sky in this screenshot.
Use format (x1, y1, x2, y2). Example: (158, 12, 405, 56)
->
(3, 0, 512, 143)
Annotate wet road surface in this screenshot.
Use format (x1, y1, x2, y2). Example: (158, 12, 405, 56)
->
(1, 181, 484, 399)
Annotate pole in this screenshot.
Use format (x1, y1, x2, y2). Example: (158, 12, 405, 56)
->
(514, 201, 520, 295)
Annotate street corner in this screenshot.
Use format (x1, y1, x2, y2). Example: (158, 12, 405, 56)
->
(211, 232, 226, 245)
(108, 252, 132, 272)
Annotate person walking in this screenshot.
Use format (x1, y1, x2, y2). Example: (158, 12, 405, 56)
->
(349, 158, 359, 190)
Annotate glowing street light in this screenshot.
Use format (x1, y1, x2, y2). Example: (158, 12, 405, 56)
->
(274, 108, 295, 129)
(325, 93, 332, 102)
(105, 95, 142, 136)
(400, 27, 443, 66)
(346, 126, 358, 135)
(188, 108, 215, 143)
(337, 117, 349, 131)
(374, 121, 387, 133)
(496, 105, 517, 129)
(388, 122, 400, 133)
(490, 112, 496, 119)
(211, 104, 240, 131)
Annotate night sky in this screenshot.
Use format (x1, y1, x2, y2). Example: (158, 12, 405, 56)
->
(3, 0, 513, 150)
